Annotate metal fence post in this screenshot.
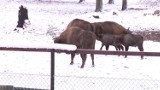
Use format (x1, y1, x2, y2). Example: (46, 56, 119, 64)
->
(51, 49, 55, 90)
(0, 85, 14, 90)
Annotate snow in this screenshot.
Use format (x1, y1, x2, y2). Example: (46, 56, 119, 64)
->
(0, 0, 160, 90)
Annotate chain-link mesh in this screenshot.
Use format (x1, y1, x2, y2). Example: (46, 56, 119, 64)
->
(55, 75, 160, 90)
(0, 72, 50, 90)
(1, 66, 160, 90)
(1, 73, 160, 90)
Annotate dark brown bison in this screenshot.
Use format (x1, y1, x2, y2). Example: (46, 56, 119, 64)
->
(66, 18, 131, 40)
(54, 26, 96, 68)
(99, 34, 124, 51)
(118, 33, 144, 59)
(91, 21, 131, 40)
(66, 18, 94, 32)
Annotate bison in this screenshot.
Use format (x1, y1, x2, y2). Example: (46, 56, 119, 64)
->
(66, 18, 94, 32)
(98, 34, 124, 51)
(65, 18, 131, 40)
(91, 21, 132, 40)
(54, 26, 96, 68)
(118, 33, 144, 59)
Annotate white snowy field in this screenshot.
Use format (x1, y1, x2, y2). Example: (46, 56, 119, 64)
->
(0, 0, 160, 90)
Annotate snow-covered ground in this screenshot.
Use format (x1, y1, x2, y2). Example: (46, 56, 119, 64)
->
(0, 0, 160, 90)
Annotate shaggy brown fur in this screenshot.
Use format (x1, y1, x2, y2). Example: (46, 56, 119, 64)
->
(117, 33, 144, 59)
(66, 18, 94, 32)
(99, 34, 124, 51)
(66, 19, 131, 40)
(91, 21, 131, 40)
(54, 26, 96, 68)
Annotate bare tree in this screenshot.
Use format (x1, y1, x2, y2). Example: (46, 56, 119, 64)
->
(95, 0, 103, 12)
(79, 0, 85, 3)
(94, 0, 127, 11)
(122, 0, 127, 10)
(108, 0, 114, 4)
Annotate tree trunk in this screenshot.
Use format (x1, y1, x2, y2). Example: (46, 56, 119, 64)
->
(79, 0, 84, 3)
(95, 0, 103, 12)
(122, 0, 127, 11)
(108, 0, 114, 4)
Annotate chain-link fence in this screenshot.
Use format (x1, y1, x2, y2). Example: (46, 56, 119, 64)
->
(0, 72, 50, 90)
(1, 72, 160, 90)
(55, 75, 160, 90)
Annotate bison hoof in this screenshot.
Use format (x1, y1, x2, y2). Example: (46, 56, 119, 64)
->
(70, 62, 74, 65)
(80, 65, 84, 68)
(141, 57, 144, 60)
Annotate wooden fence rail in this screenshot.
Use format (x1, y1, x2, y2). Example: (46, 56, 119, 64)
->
(0, 45, 160, 90)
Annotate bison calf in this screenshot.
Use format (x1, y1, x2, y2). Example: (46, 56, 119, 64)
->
(54, 26, 96, 68)
(98, 34, 124, 51)
(121, 33, 144, 59)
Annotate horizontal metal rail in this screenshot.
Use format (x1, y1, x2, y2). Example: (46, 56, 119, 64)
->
(76, 49, 160, 57)
(0, 46, 160, 57)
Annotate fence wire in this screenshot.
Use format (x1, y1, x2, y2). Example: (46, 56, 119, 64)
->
(0, 72, 50, 90)
(55, 75, 160, 90)
(1, 72, 160, 90)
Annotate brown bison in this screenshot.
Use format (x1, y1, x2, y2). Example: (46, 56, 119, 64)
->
(99, 34, 124, 51)
(54, 26, 96, 68)
(118, 33, 144, 59)
(66, 18, 94, 32)
(66, 18, 131, 40)
(91, 21, 131, 40)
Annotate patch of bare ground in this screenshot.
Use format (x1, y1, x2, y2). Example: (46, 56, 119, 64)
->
(134, 30, 160, 42)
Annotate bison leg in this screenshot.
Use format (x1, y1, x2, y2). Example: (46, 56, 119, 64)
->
(105, 45, 109, 50)
(138, 45, 144, 51)
(138, 45, 144, 59)
(90, 54, 95, 67)
(118, 45, 124, 51)
(80, 53, 87, 68)
(100, 44, 104, 50)
(120, 45, 124, 51)
(114, 46, 118, 51)
(125, 46, 129, 51)
(124, 46, 129, 58)
(114, 45, 120, 56)
(118, 45, 124, 56)
(115, 46, 120, 51)
(70, 53, 75, 65)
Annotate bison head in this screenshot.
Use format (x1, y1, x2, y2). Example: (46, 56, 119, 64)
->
(53, 37, 61, 43)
